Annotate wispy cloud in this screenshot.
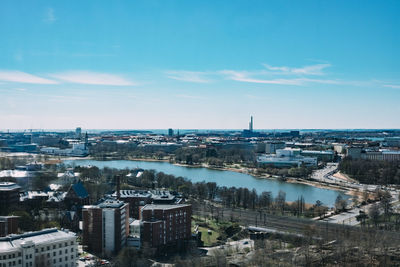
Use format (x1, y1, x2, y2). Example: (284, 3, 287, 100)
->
(0, 71, 58, 84)
(49, 71, 135, 86)
(165, 71, 211, 83)
(166, 63, 333, 85)
(220, 70, 302, 85)
(263, 63, 331, 75)
(382, 84, 400, 89)
(176, 94, 205, 99)
(44, 8, 56, 23)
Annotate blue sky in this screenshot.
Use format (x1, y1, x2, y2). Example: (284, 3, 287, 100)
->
(0, 0, 399, 130)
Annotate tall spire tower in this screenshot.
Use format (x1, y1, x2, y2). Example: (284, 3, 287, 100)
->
(249, 116, 253, 132)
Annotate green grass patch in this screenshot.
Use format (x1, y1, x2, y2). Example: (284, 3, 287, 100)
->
(192, 215, 234, 247)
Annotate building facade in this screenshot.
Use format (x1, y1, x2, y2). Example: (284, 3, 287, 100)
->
(0, 216, 19, 237)
(0, 182, 21, 213)
(82, 199, 129, 256)
(140, 204, 191, 249)
(0, 228, 77, 267)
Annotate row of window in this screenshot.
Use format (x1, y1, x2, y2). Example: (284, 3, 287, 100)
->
(36, 247, 75, 258)
(35, 241, 75, 253)
(1, 260, 21, 267)
(0, 253, 21, 260)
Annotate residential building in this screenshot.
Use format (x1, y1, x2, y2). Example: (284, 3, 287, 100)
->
(0, 182, 21, 213)
(346, 146, 362, 159)
(0, 228, 77, 267)
(82, 199, 129, 256)
(64, 181, 89, 210)
(265, 141, 286, 154)
(112, 190, 182, 219)
(140, 204, 191, 249)
(0, 216, 19, 237)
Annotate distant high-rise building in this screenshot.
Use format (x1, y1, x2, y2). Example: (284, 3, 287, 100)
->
(249, 116, 253, 132)
(75, 127, 82, 139)
(168, 128, 174, 136)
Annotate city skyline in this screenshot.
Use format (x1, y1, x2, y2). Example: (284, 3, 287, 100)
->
(1, 1, 400, 129)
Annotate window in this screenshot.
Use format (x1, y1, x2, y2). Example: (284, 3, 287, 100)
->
(53, 259, 56, 264)
(59, 250, 62, 255)
(47, 246, 50, 251)
(41, 248, 44, 252)
(59, 258, 62, 262)
(70, 241, 74, 245)
(64, 242, 68, 247)
(53, 252, 56, 257)
(65, 256, 67, 261)
(65, 249, 67, 254)
(53, 245, 56, 249)
(70, 248, 74, 252)
(59, 244, 62, 248)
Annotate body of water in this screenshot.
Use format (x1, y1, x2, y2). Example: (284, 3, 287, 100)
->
(63, 159, 350, 207)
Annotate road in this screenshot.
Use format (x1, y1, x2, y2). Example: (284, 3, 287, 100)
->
(311, 163, 376, 191)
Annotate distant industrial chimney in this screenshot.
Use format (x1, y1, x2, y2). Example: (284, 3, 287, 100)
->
(249, 116, 253, 132)
(116, 175, 121, 200)
(84, 132, 88, 150)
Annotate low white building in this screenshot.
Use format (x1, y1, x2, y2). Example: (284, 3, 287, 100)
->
(258, 148, 317, 167)
(40, 142, 88, 157)
(0, 228, 78, 267)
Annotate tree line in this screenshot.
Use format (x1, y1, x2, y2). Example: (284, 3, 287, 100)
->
(339, 157, 400, 185)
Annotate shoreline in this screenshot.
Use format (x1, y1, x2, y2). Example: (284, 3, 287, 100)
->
(65, 155, 358, 198)
(4, 152, 356, 202)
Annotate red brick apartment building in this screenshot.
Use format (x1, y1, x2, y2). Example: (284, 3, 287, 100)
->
(0, 182, 20, 213)
(0, 216, 19, 237)
(140, 204, 191, 249)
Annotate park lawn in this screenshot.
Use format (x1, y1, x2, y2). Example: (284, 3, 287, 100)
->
(192, 215, 229, 247)
(198, 226, 220, 247)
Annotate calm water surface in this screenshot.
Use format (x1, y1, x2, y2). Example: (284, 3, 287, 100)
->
(64, 159, 350, 206)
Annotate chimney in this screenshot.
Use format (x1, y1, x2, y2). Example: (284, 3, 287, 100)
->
(116, 175, 121, 200)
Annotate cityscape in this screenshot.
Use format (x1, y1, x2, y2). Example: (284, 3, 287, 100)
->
(1, 1, 400, 267)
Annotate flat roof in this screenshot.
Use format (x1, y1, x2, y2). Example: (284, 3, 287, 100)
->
(0, 228, 76, 253)
(0, 182, 21, 191)
(142, 204, 190, 211)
